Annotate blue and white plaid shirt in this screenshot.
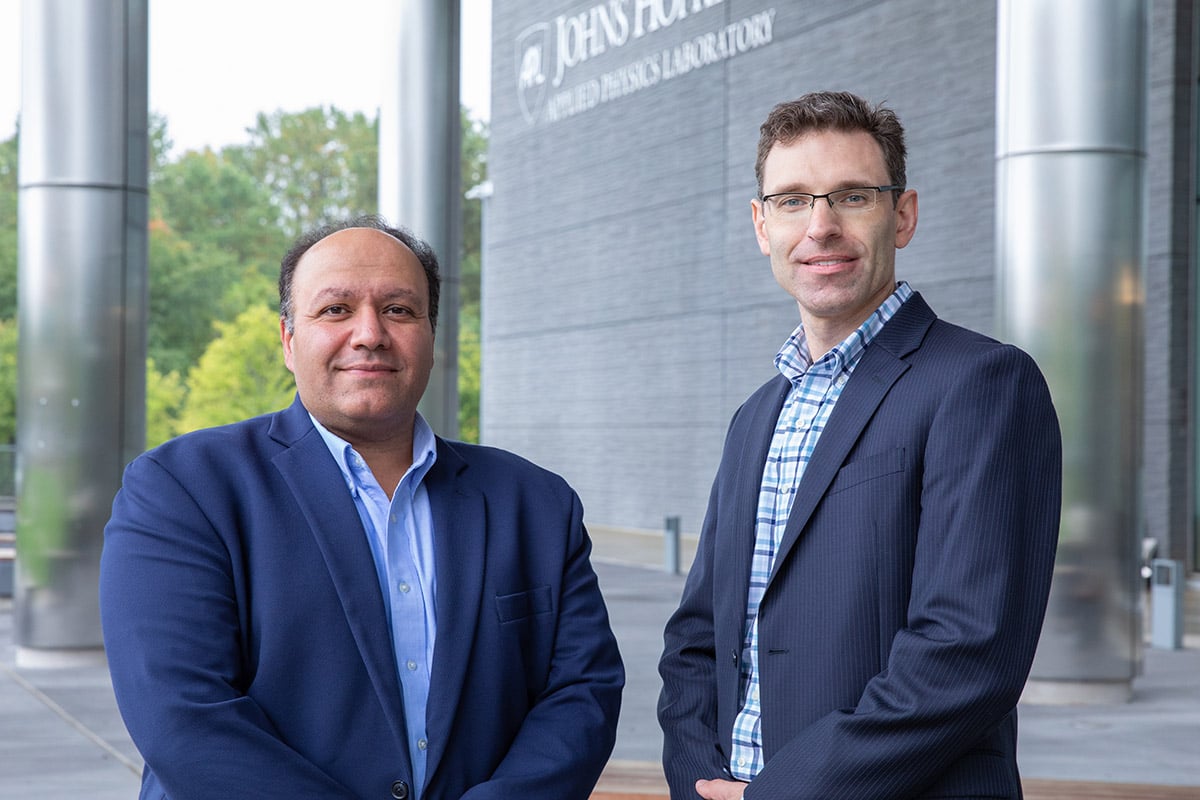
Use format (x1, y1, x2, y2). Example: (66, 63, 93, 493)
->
(729, 282, 913, 780)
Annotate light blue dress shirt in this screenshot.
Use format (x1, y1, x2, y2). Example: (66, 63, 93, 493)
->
(312, 413, 438, 798)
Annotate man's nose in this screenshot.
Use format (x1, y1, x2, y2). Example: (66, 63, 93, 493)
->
(805, 199, 841, 239)
(350, 311, 389, 349)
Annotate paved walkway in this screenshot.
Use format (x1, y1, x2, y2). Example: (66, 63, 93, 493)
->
(590, 527, 1200, 795)
(1, 526, 1197, 798)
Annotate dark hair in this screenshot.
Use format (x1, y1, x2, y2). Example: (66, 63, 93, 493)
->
(755, 91, 907, 197)
(278, 214, 441, 334)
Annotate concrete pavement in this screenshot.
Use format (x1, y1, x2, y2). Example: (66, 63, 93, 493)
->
(1, 526, 1198, 798)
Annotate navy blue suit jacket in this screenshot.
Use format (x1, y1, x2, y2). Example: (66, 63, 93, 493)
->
(100, 397, 623, 800)
(658, 294, 1061, 799)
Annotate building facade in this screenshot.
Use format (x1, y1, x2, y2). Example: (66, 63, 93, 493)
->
(482, 0, 1198, 586)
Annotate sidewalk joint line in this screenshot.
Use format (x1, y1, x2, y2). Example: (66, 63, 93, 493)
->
(0, 661, 142, 776)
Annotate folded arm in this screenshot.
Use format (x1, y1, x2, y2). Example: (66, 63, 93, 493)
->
(460, 492, 624, 800)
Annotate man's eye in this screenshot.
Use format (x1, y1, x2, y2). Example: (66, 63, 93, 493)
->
(321, 305, 349, 316)
(384, 305, 413, 316)
(779, 195, 809, 208)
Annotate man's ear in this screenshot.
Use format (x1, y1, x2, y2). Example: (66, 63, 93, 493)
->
(894, 189, 918, 249)
(751, 199, 771, 256)
(280, 317, 296, 373)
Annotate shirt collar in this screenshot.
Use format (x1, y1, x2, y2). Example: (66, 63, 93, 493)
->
(775, 281, 914, 383)
(310, 412, 438, 498)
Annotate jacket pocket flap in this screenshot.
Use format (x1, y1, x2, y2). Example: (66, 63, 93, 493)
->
(495, 585, 553, 623)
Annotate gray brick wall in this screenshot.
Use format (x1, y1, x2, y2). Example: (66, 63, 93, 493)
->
(483, 0, 1193, 559)
(1143, 0, 1195, 566)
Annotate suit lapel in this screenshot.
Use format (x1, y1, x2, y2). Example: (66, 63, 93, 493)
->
(422, 440, 485, 784)
(267, 400, 412, 755)
(768, 294, 935, 586)
(723, 376, 790, 615)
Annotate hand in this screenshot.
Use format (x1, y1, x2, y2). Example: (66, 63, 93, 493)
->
(695, 777, 748, 799)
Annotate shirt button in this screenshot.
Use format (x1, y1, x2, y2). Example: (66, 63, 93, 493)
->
(406, 659, 418, 671)
(390, 513, 397, 523)
(398, 581, 411, 593)
(737, 757, 747, 767)
(417, 738, 428, 751)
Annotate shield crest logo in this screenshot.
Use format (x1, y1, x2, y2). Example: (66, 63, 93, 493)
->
(515, 22, 550, 125)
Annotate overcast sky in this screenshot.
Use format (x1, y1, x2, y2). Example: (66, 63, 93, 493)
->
(0, 0, 492, 154)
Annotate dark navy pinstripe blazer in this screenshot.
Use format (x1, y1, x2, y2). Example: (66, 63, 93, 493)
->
(658, 293, 1062, 799)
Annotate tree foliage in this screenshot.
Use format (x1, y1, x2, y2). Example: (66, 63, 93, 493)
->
(458, 310, 481, 443)
(146, 220, 246, 376)
(230, 106, 379, 238)
(460, 111, 488, 311)
(151, 146, 288, 269)
(0, 105, 486, 447)
(0, 130, 17, 322)
(148, 112, 173, 178)
(0, 318, 16, 445)
(0, 133, 17, 450)
(146, 359, 186, 448)
(457, 110, 487, 442)
(177, 305, 295, 433)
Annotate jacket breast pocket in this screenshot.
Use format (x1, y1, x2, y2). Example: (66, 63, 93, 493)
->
(826, 447, 907, 496)
(495, 585, 553, 623)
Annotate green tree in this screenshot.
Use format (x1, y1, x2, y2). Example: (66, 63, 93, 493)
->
(148, 136, 290, 377)
(0, 317, 16, 444)
(459, 110, 488, 310)
(146, 221, 247, 376)
(456, 110, 487, 442)
(148, 112, 174, 179)
(457, 310, 481, 443)
(0, 107, 487, 448)
(145, 358, 186, 448)
(151, 146, 289, 271)
(0, 132, 17, 447)
(230, 106, 378, 238)
(0, 129, 18, 322)
(177, 305, 295, 433)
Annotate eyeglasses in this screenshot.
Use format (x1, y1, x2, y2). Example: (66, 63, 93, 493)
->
(759, 185, 903, 217)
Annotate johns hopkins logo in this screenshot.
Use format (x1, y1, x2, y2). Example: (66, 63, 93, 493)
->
(515, 23, 550, 124)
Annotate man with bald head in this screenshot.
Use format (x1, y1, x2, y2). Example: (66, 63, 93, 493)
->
(100, 216, 624, 800)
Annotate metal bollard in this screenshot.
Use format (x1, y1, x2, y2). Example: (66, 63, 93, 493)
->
(1150, 559, 1185, 650)
(664, 516, 681, 575)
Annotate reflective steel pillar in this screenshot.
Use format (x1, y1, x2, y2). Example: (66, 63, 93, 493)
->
(15, 0, 148, 662)
(996, 0, 1146, 702)
(379, 0, 461, 437)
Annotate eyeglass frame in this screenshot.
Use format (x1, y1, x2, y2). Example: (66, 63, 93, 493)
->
(758, 185, 905, 215)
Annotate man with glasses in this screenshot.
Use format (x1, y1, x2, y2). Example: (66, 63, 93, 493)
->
(658, 91, 1062, 799)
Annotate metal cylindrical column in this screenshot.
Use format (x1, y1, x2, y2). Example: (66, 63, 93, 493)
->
(996, 0, 1146, 701)
(379, 0, 461, 437)
(15, 0, 148, 662)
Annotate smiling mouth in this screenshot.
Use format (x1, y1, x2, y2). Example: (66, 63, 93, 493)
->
(340, 364, 397, 373)
(802, 257, 855, 273)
